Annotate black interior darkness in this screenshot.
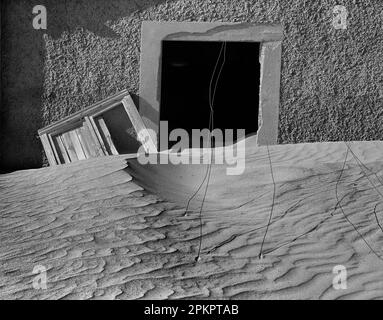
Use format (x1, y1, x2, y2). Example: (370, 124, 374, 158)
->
(160, 40, 261, 149)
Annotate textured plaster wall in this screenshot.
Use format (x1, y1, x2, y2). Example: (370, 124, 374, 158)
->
(1, 0, 383, 171)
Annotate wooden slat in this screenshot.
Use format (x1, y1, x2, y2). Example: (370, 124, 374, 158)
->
(121, 95, 157, 153)
(40, 134, 57, 166)
(84, 117, 106, 157)
(61, 132, 78, 162)
(55, 135, 71, 164)
(47, 134, 61, 164)
(96, 117, 119, 155)
(68, 130, 86, 160)
(75, 128, 91, 159)
(80, 123, 103, 158)
(85, 117, 109, 156)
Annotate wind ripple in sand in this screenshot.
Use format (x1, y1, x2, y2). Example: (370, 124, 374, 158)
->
(1, 142, 383, 299)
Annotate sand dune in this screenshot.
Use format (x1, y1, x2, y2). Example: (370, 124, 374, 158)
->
(1, 140, 383, 299)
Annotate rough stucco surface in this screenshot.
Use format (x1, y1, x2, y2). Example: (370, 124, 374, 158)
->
(1, 0, 383, 171)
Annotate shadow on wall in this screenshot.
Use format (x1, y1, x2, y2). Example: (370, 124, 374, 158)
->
(0, 0, 171, 173)
(43, 0, 171, 39)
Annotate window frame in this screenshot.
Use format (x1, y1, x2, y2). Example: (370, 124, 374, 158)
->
(139, 21, 283, 147)
(38, 90, 157, 166)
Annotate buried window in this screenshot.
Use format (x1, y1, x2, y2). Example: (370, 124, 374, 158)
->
(160, 40, 261, 149)
(38, 91, 157, 166)
(139, 22, 282, 149)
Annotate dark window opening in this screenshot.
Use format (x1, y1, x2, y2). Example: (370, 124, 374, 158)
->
(160, 40, 261, 149)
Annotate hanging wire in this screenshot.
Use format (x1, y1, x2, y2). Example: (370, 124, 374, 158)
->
(258, 144, 277, 259)
(182, 42, 227, 262)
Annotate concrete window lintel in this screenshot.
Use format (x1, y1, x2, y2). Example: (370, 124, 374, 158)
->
(139, 21, 282, 147)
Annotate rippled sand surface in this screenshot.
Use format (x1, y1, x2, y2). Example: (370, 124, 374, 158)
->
(1, 140, 383, 299)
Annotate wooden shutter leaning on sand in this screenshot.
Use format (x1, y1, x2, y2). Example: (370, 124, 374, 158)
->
(38, 90, 157, 166)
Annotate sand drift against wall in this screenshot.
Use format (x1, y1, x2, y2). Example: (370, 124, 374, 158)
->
(1, 140, 383, 299)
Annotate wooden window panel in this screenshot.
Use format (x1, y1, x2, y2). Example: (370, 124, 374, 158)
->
(75, 127, 92, 159)
(86, 117, 109, 156)
(54, 135, 71, 164)
(38, 91, 157, 166)
(83, 118, 106, 157)
(60, 132, 78, 162)
(40, 134, 58, 166)
(94, 116, 119, 155)
(122, 95, 157, 153)
(68, 130, 86, 160)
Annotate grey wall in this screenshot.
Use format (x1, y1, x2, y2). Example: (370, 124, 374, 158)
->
(1, 0, 383, 171)
(1, 0, 46, 171)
